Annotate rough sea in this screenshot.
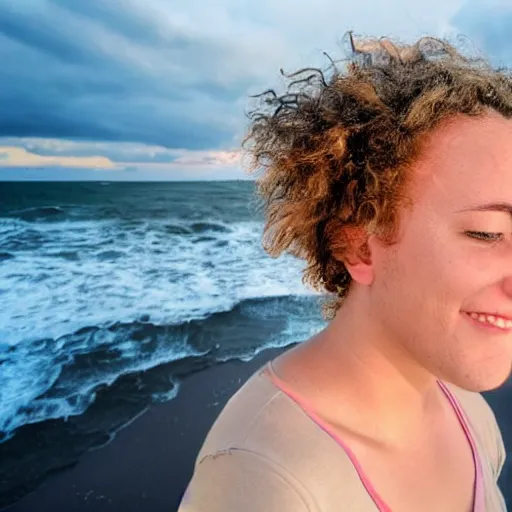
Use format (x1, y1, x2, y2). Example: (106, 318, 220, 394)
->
(0, 181, 326, 505)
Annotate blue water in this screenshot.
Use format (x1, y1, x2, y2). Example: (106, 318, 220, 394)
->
(0, 181, 325, 442)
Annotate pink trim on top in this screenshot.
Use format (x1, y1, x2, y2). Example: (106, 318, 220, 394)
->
(437, 381, 485, 512)
(265, 362, 484, 512)
(265, 361, 391, 512)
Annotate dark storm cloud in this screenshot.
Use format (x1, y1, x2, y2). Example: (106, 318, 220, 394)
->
(5, 0, 509, 161)
(0, 0, 257, 150)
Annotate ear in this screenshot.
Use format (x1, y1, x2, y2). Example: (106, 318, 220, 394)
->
(340, 226, 375, 286)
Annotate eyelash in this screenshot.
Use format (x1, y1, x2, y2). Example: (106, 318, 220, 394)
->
(465, 231, 504, 242)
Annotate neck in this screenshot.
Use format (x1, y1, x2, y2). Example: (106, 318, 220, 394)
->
(289, 291, 445, 447)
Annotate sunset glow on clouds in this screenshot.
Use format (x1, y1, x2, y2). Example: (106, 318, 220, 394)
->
(0, 143, 241, 169)
(0, 0, 510, 180)
(0, 138, 242, 175)
(0, 146, 116, 169)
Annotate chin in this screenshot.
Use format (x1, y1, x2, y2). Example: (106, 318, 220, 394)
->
(445, 364, 512, 393)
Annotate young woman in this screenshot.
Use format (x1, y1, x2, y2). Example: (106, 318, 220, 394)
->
(178, 34, 509, 511)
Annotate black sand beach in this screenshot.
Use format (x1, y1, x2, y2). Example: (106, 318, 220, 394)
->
(4, 348, 287, 512)
(4, 346, 512, 512)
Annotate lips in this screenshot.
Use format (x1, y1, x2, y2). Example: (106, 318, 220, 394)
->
(464, 311, 512, 330)
(466, 311, 512, 322)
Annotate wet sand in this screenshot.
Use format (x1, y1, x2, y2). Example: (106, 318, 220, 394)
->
(6, 348, 286, 512)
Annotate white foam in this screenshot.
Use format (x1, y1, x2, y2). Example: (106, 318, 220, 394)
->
(0, 215, 321, 436)
(0, 344, 64, 433)
(0, 219, 314, 347)
(0, 335, 205, 435)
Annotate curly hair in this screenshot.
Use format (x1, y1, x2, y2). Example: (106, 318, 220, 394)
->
(242, 32, 512, 320)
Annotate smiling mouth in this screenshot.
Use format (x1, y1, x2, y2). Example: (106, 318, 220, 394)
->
(464, 311, 512, 331)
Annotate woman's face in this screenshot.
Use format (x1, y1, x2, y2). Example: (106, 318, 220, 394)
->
(369, 112, 512, 392)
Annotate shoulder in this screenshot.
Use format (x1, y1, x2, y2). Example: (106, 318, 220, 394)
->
(195, 365, 343, 471)
(178, 448, 316, 512)
(195, 365, 290, 458)
(196, 365, 358, 473)
(180, 366, 319, 511)
(183, 365, 369, 511)
(444, 383, 506, 479)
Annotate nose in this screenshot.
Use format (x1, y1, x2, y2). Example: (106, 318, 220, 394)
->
(501, 275, 512, 299)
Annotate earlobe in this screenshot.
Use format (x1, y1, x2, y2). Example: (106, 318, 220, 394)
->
(336, 226, 375, 285)
(345, 244, 374, 285)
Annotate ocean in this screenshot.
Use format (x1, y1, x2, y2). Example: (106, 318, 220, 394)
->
(0, 181, 326, 506)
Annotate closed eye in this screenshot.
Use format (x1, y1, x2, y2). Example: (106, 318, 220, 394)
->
(465, 231, 504, 242)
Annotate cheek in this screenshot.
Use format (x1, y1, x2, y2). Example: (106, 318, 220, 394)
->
(401, 231, 479, 298)
(442, 245, 504, 299)
(378, 238, 463, 324)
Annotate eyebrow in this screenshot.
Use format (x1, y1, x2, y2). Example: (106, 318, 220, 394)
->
(456, 202, 512, 215)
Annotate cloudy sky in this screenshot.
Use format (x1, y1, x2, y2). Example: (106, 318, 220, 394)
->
(0, 0, 510, 181)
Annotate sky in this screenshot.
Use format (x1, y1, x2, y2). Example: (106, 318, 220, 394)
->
(0, 0, 511, 181)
